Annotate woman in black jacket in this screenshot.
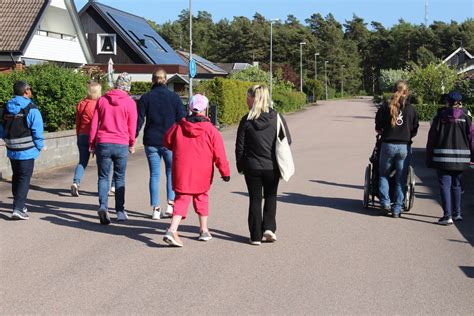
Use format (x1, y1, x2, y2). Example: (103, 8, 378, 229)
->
(375, 80, 419, 218)
(235, 85, 291, 245)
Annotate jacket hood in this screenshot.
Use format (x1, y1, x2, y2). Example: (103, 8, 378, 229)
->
(441, 107, 465, 121)
(6, 96, 32, 114)
(103, 89, 130, 106)
(180, 115, 209, 137)
(251, 109, 277, 130)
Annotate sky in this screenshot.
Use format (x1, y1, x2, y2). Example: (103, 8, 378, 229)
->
(75, 0, 473, 28)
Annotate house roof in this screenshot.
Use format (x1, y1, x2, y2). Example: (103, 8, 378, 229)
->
(176, 51, 227, 75)
(0, 0, 50, 53)
(442, 47, 473, 64)
(217, 62, 253, 74)
(80, 2, 185, 66)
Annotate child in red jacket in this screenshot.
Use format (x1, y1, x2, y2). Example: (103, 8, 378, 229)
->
(163, 94, 230, 247)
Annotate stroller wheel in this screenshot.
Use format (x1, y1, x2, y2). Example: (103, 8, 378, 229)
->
(404, 166, 415, 212)
(363, 164, 371, 208)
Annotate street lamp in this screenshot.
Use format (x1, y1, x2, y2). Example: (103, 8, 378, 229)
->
(299, 42, 306, 92)
(188, 0, 193, 101)
(314, 52, 319, 81)
(313, 52, 319, 102)
(269, 19, 280, 102)
(325, 61, 329, 100)
(341, 64, 345, 98)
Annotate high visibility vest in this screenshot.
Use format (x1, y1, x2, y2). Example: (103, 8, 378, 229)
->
(1, 103, 36, 151)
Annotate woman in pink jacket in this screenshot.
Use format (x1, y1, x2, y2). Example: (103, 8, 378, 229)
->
(162, 94, 230, 247)
(89, 73, 137, 225)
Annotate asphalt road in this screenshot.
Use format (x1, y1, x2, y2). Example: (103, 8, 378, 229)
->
(1, 98, 473, 314)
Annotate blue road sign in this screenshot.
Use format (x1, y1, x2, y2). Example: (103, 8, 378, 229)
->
(189, 59, 197, 78)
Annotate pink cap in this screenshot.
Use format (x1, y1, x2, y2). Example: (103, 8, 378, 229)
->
(189, 94, 208, 112)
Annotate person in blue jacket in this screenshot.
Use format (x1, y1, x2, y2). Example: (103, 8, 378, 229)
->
(0, 81, 44, 220)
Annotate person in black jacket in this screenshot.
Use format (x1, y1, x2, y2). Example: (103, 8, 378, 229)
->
(375, 80, 419, 218)
(426, 91, 473, 225)
(235, 85, 291, 245)
(136, 69, 186, 220)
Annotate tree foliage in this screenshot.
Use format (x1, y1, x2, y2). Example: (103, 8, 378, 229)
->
(150, 11, 473, 96)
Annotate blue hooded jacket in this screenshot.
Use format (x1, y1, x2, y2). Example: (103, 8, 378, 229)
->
(0, 96, 44, 160)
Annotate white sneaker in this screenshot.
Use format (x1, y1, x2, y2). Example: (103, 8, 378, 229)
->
(151, 207, 161, 220)
(249, 239, 261, 246)
(164, 203, 174, 218)
(117, 210, 128, 221)
(71, 183, 79, 197)
(108, 186, 115, 196)
(263, 230, 277, 242)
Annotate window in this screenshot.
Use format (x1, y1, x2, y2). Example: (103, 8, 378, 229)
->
(97, 34, 116, 54)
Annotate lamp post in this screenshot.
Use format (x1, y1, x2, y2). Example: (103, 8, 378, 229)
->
(313, 52, 319, 102)
(314, 53, 319, 81)
(325, 60, 329, 100)
(269, 19, 279, 102)
(188, 0, 193, 101)
(341, 64, 345, 98)
(299, 42, 306, 92)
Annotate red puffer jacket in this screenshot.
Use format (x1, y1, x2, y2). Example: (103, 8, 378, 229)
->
(163, 114, 230, 194)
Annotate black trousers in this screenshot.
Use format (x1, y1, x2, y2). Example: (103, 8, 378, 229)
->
(244, 169, 280, 242)
(10, 159, 35, 211)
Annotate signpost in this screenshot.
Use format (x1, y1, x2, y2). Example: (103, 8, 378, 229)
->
(189, 58, 197, 79)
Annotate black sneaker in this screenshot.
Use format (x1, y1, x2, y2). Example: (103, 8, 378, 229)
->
(392, 213, 400, 218)
(380, 204, 391, 215)
(454, 214, 463, 222)
(437, 216, 453, 225)
(98, 208, 111, 225)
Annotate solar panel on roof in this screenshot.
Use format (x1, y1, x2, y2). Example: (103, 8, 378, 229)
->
(192, 54, 225, 73)
(97, 3, 185, 66)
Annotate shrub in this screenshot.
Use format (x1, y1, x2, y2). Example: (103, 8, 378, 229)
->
(304, 79, 324, 102)
(130, 81, 152, 95)
(272, 89, 306, 113)
(408, 63, 458, 104)
(379, 69, 408, 93)
(454, 76, 474, 105)
(414, 104, 474, 121)
(195, 78, 307, 125)
(0, 64, 88, 131)
(229, 66, 268, 83)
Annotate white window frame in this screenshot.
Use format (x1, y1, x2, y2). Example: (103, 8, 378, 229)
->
(97, 33, 116, 55)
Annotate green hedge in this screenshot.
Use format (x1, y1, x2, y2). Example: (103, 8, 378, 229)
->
(0, 64, 88, 132)
(130, 81, 151, 95)
(414, 104, 474, 121)
(195, 78, 307, 125)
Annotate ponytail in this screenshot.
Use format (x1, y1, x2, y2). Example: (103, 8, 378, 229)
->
(389, 80, 409, 127)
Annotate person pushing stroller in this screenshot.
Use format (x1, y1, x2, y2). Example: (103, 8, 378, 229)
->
(375, 81, 419, 218)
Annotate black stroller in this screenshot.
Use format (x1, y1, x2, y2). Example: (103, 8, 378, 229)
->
(362, 136, 415, 211)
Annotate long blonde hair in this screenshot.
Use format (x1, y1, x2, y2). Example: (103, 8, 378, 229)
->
(247, 85, 270, 120)
(87, 81, 102, 100)
(389, 80, 409, 127)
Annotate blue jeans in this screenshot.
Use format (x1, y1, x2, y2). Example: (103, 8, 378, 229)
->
(96, 143, 129, 212)
(73, 134, 90, 185)
(379, 142, 409, 214)
(144, 146, 175, 207)
(10, 159, 34, 211)
(437, 169, 462, 218)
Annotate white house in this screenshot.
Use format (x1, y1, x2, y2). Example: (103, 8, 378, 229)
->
(0, 0, 93, 71)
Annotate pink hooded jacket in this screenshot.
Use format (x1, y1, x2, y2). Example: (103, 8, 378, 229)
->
(89, 89, 137, 150)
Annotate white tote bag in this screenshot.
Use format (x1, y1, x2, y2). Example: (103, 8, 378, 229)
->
(275, 114, 295, 182)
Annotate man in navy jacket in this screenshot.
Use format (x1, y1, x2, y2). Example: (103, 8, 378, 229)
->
(136, 69, 186, 219)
